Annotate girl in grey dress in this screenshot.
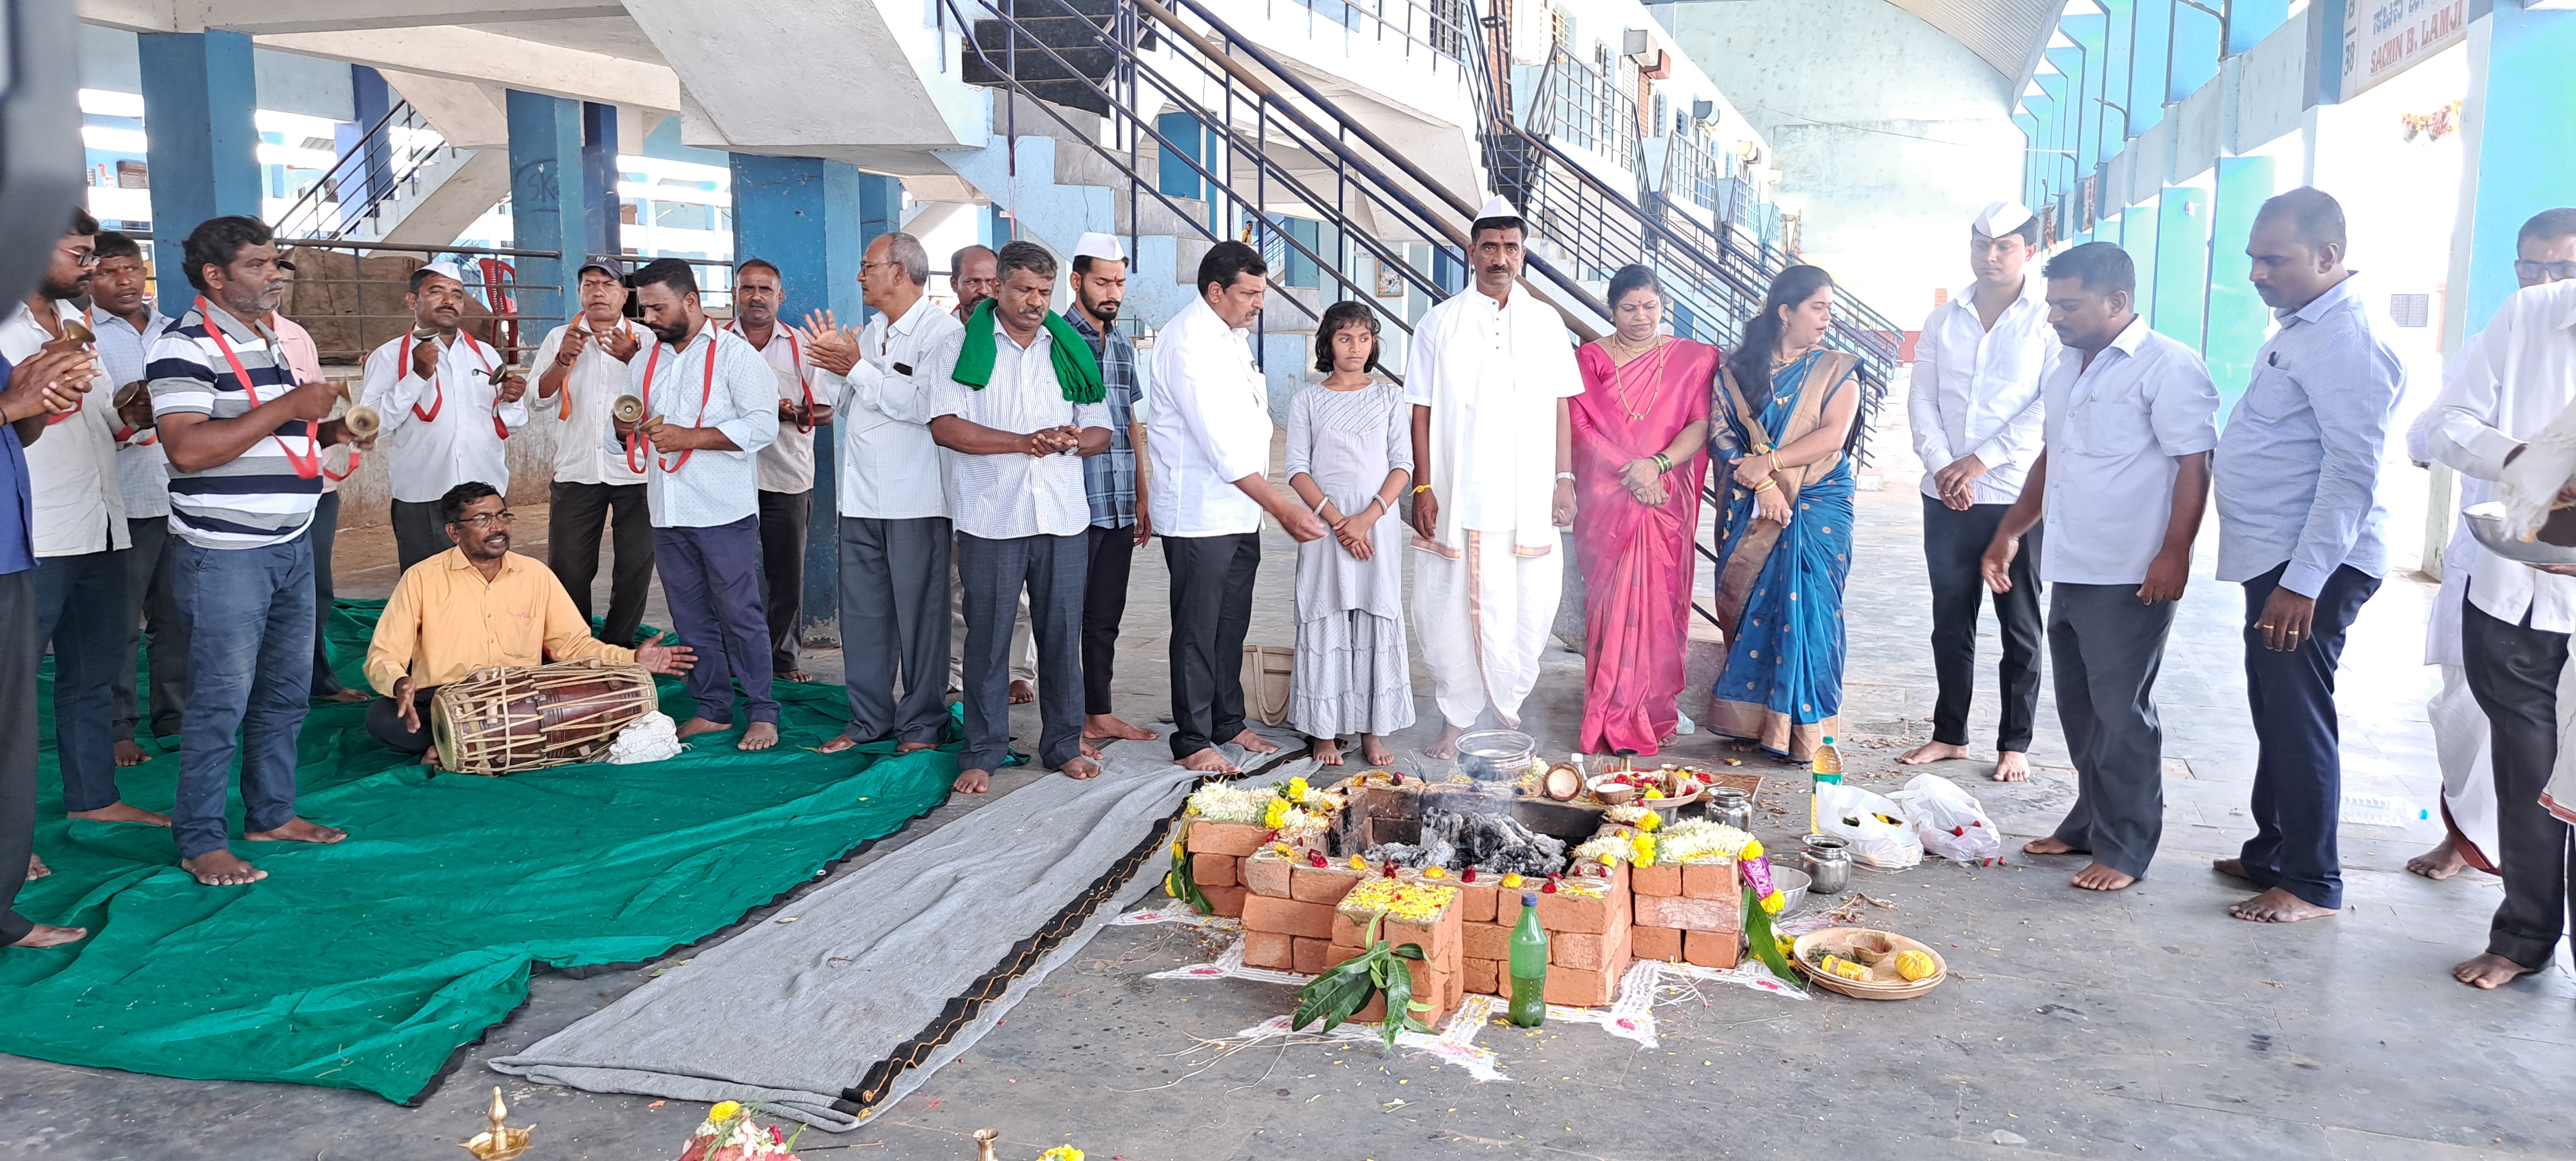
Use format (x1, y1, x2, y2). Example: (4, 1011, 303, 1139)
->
(1285, 303, 1416, 764)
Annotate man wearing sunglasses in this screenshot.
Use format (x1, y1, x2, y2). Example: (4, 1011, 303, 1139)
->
(361, 481, 694, 764)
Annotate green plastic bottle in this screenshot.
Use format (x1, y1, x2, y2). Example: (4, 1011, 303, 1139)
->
(1507, 891, 1548, 1027)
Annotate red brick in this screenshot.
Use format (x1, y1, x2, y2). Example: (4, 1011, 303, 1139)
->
(1684, 929, 1741, 969)
(1463, 921, 1514, 962)
(1631, 924, 1683, 962)
(1543, 961, 1622, 1007)
(1631, 864, 1682, 896)
(1554, 929, 1628, 972)
(1634, 892, 1741, 933)
(1243, 894, 1334, 939)
(1242, 929, 1293, 970)
(1291, 936, 1333, 975)
(1190, 852, 1238, 889)
(1494, 887, 1525, 928)
(1456, 881, 1497, 924)
(1188, 820, 1268, 857)
(1462, 956, 1500, 996)
(1242, 851, 1294, 898)
(1382, 904, 1460, 963)
(1536, 885, 1617, 934)
(1326, 942, 1364, 964)
(1446, 965, 1463, 1012)
(1682, 860, 1739, 901)
(1202, 883, 1247, 918)
(1290, 865, 1363, 905)
(1352, 957, 1453, 1027)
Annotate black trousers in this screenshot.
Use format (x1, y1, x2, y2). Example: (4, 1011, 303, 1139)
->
(367, 686, 441, 755)
(547, 480, 655, 647)
(758, 489, 812, 675)
(1922, 495, 2043, 752)
(391, 498, 447, 572)
(1165, 532, 1260, 760)
(1, 570, 38, 944)
(2459, 596, 2576, 970)
(1084, 522, 1138, 716)
(2235, 562, 2379, 911)
(310, 490, 348, 696)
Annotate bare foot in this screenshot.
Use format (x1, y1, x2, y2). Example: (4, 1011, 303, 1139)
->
(953, 767, 992, 794)
(245, 818, 347, 845)
(1360, 735, 1396, 766)
(896, 740, 940, 754)
(1993, 750, 2029, 782)
(1898, 740, 1969, 765)
(1230, 728, 1280, 756)
(782, 670, 812, 684)
(675, 717, 731, 741)
(2406, 835, 2469, 881)
(182, 850, 267, 886)
(67, 802, 171, 827)
(738, 722, 780, 752)
(2023, 837, 2081, 856)
(1059, 757, 1101, 780)
(419, 749, 444, 771)
(321, 688, 370, 704)
(1177, 748, 1241, 774)
(818, 734, 863, 755)
(7, 924, 87, 948)
(1080, 739, 1103, 761)
(1312, 737, 1344, 766)
(114, 740, 150, 767)
(26, 855, 47, 881)
(2071, 862, 2136, 891)
(1423, 722, 1467, 761)
(1725, 739, 1758, 754)
(1009, 680, 1036, 705)
(1085, 713, 1156, 742)
(2228, 887, 2336, 923)
(2452, 952, 2536, 989)
(2211, 856, 2248, 880)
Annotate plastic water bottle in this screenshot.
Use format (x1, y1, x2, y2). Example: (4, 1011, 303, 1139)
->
(1808, 734, 1844, 833)
(1507, 892, 1548, 1027)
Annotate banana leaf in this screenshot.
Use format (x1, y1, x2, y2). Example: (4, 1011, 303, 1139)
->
(1743, 883, 1803, 988)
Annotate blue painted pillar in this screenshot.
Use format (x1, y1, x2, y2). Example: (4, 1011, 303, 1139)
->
(2202, 156, 2277, 413)
(581, 103, 622, 263)
(729, 155, 899, 647)
(347, 66, 391, 236)
(137, 31, 261, 317)
(507, 90, 584, 327)
(2150, 186, 2211, 350)
(2457, 3, 2576, 333)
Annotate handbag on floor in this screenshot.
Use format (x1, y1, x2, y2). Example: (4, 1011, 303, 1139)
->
(1241, 645, 1295, 728)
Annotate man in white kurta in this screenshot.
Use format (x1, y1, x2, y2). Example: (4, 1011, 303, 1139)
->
(1407, 201, 1583, 757)
(360, 262, 528, 570)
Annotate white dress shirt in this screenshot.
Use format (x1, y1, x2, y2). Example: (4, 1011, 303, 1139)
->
(2428, 279, 2576, 631)
(3, 300, 128, 555)
(614, 320, 779, 528)
(359, 329, 530, 504)
(1909, 275, 2055, 504)
(1404, 286, 1584, 550)
(92, 304, 170, 521)
(533, 318, 647, 487)
(819, 295, 957, 521)
(2035, 316, 2221, 586)
(1146, 297, 1274, 537)
(922, 325, 1111, 540)
(731, 322, 818, 495)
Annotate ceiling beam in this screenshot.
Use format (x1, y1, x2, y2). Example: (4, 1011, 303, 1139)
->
(254, 26, 681, 111)
(80, 0, 626, 35)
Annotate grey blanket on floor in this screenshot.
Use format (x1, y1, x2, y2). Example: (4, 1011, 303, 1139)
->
(490, 731, 1309, 1130)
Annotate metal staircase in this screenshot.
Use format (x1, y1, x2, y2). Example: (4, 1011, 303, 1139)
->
(270, 100, 487, 244)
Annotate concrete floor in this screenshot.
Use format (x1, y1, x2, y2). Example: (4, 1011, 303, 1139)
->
(4, 405, 2572, 1159)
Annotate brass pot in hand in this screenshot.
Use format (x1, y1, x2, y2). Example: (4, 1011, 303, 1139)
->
(344, 404, 382, 439)
(612, 394, 646, 425)
(60, 316, 94, 346)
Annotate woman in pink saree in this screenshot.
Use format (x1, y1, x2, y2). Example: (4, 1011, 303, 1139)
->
(1572, 265, 1716, 755)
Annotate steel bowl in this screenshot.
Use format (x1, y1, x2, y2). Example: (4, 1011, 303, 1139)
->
(2466, 501, 2576, 565)
(1770, 865, 1811, 915)
(1453, 729, 1536, 783)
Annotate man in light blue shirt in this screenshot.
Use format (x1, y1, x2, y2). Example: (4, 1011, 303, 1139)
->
(2209, 188, 2405, 924)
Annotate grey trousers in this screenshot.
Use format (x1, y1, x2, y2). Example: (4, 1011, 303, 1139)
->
(950, 554, 1037, 689)
(114, 515, 187, 743)
(954, 531, 1086, 773)
(836, 515, 952, 746)
(2045, 583, 2178, 878)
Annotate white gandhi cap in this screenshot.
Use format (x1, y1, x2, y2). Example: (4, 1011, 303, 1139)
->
(1072, 232, 1126, 263)
(1475, 194, 1520, 221)
(418, 260, 468, 285)
(1973, 201, 2037, 238)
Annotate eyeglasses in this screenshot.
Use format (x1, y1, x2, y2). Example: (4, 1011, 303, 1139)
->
(448, 511, 514, 529)
(57, 246, 97, 269)
(2515, 259, 2576, 282)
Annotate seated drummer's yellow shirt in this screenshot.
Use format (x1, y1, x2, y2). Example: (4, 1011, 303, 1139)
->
(364, 548, 637, 696)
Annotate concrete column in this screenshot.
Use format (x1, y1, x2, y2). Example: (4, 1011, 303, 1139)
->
(2201, 155, 2275, 411)
(581, 102, 622, 263)
(507, 90, 585, 326)
(2121, 198, 2161, 330)
(728, 154, 899, 648)
(346, 66, 391, 236)
(137, 31, 261, 316)
(2446, 3, 2576, 345)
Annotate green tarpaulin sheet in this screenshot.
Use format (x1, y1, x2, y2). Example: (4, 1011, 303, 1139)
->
(0, 599, 956, 1103)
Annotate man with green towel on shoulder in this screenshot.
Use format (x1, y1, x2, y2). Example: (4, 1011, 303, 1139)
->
(923, 240, 1111, 794)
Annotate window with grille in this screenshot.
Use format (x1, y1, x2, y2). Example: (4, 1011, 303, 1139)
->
(2389, 293, 2431, 328)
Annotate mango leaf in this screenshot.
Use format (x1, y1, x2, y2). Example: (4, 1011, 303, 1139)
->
(1290, 957, 1379, 1033)
(1165, 832, 1213, 915)
(1743, 883, 1803, 988)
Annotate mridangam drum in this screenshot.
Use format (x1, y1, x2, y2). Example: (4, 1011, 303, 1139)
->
(431, 660, 661, 775)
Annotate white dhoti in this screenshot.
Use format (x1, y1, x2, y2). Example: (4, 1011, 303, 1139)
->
(1413, 532, 1561, 730)
(2412, 391, 2500, 865)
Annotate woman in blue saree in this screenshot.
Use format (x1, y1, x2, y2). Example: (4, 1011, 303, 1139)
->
(1707, 265, 1862, 761)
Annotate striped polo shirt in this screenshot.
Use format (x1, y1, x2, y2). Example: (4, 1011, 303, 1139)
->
(148, 299, 323, 549)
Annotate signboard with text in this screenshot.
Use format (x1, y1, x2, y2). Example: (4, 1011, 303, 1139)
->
(2341, 0, 2470, 101)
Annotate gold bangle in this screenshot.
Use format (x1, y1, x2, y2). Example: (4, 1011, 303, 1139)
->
(1752, 478, 1777, 493)
(1411, 484, 1432, 495)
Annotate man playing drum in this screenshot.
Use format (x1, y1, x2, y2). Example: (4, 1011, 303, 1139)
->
(363, 481, 695, 763)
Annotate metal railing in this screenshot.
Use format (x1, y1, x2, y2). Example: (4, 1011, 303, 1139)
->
(1658, 129, 1727, 221)
(1267, 0, 1472, 63)
(1524, 46, 1635, 173)
(270, 101, 465, 242)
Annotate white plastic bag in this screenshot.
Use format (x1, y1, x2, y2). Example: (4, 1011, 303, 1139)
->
(1813, 782, 1922, 870)
(1891, 773, 2004, 865)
